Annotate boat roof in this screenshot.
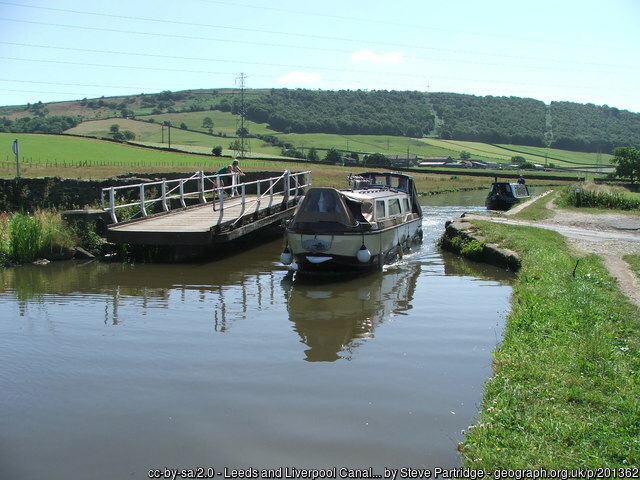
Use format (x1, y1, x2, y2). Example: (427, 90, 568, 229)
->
(342, 188, 407, 201)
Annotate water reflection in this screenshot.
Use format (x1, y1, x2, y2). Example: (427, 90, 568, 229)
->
(282, 264, 420, 362)
(1, 196, 517, 475)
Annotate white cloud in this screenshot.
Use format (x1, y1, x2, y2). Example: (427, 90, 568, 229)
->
(349, 50, 405, 64)
(277, 71, 323, 86)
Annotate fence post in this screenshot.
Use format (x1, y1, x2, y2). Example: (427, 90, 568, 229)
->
(198, 171, 206, 204)
(218, 184, 224, 211)
(231, 173, 239, 197)
(284, 170, 291, 204)
(179, 179, 186, 208)
(140, 184, 147, 216)
(108, 188, 117, 224)
(161, 180, 169, 212)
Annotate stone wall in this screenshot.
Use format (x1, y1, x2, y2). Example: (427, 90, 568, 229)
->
(440, 218, 521, 271)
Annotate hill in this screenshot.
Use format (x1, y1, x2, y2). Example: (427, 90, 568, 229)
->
(1, 88, 638, 156)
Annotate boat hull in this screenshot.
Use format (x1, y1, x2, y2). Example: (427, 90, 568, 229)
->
(485, 195, 522, 211)
(287, 217, 423, 273)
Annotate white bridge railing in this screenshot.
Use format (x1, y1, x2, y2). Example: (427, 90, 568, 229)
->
(101, 170, 311, 224)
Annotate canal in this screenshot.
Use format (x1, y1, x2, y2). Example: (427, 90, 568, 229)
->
(1, 190, 513, 478)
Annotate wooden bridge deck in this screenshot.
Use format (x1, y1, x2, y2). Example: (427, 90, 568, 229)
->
(106, 194, 295, 245)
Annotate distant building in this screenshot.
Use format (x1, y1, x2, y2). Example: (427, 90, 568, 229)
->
(421, 156, 454, 163)
(388, 154, 419, 167)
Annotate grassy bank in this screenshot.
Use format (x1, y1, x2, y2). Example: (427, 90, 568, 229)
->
(624, 255, 640, 280)
(460, 220, 640, 468)
(0, 210, 103, 266)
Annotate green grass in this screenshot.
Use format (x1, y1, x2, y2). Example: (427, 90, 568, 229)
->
(512, 190, 558, 221)
(8, 212, 43, 262)
(460, 220, 640, 468)
(623, 255, 640, 279)
(0, 210, 104, 266)
(497, 144, 613, 168)
(557, 183, 640, 210)
(66, 116, 282, 157)
(0, 132, 245, 176)
(61, 108, 615, 169)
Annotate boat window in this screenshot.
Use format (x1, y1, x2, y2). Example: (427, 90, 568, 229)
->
(514, 184, 528, 196)
(376, 200, 386, 219)
(389, 198, 401, 216)
(403, 198, 410, 212)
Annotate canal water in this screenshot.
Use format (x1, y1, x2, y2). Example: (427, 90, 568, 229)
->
(0, 190, 513, 479)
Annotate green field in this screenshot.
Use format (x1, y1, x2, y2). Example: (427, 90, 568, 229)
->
(61, 108, 614, 170)
(66, 114, 282, 157)
(0, 132, 238, 177)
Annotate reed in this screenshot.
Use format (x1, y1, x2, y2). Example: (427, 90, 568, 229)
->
(3, 210, 78, 264)
(558, 183, 640, 210)
(9, 212, 43, 263)
(0, 213, 9, 265)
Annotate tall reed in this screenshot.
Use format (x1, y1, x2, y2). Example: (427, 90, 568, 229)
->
(9, 212, 43, 263)
(0, 213, 10, 265)
(2, 210, 80, 265)
(558, 184, 640, 210)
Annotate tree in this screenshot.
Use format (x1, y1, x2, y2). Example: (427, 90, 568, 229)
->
(306, 147, 319, 162)
(202, 117, 213, 129)
(612, 146, 640, 183)
(324, 148, 342, 164)
(511, 155, 526, 165)
(180, 122, 188, 130)
(460, 150, 471, 160)
(211, 146, 223, 156)
(364, 153, 391, 167)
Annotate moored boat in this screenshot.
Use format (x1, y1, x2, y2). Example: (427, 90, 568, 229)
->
(280, 172, 423, 274)
(485, 181, 530, 211)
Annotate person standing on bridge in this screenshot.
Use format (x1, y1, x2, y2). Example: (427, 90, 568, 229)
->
(229, 159, 245, 197)
(215, 160, 245, 186)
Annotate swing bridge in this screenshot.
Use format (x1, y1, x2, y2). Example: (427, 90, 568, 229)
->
(102, 170, 311, 249)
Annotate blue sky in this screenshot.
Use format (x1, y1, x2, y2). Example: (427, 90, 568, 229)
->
(1, 0, 639, 112)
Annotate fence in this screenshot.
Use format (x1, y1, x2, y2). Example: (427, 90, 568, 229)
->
(101, 170, 311, 224)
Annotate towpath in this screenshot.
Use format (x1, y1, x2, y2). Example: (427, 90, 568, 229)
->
(467, 192, 640, 307)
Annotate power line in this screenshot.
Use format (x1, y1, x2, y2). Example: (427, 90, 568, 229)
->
(2, 40, 637, 77)
(0, 7, 636, 71)
(3, 0, 637, 56)
(192, 0, 639, 55)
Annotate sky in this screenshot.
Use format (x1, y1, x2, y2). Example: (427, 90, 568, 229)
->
(1, 0, 639, 112)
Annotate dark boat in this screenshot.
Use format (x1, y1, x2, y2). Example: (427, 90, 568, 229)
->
(485, 181, 530, 210)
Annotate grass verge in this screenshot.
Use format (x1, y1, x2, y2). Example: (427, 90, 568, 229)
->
(623, 255, 640, 280)
(512, 191, 558, 221)
(0, 210, 104, 266)
(460, 219, 640, 468)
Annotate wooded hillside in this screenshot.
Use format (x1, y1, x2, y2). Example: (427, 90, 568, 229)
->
(242, 89, 435, 137)
(2, 89, 638, 154)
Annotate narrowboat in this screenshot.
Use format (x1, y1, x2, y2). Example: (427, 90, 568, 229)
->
(485, 181, 530, 211)
(280, 172, 423, 274)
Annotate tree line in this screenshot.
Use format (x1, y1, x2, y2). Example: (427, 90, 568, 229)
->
(2, 89, 639, 154)
(236, 89, 639, 153)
